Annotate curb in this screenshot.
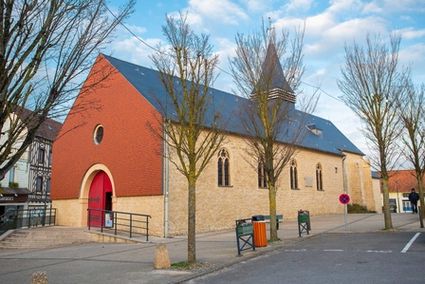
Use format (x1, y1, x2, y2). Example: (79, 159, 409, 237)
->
(172, 214, 379, 283)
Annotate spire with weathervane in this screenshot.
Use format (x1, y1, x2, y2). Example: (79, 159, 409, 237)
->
(252, 20, 296, 103)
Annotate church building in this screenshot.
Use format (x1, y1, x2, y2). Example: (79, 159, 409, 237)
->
(51, 50, 377, 237)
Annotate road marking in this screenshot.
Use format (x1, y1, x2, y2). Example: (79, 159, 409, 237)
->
(323, 249, 344, 252)
(366, 250, 392, 253)
(284, 249, 306, 252)
(401, 232, 421, 253)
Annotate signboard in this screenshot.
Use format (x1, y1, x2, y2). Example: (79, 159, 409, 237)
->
(339, 193, 350, 205)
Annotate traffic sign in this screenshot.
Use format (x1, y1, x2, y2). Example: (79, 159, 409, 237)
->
(339, 193, 350, 205)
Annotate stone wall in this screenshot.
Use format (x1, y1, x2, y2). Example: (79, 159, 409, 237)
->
(53, 195, 164, 236)
(372, 178, 383, 212)
(344, 153, 376, 211)
(167, 133, 348, 236)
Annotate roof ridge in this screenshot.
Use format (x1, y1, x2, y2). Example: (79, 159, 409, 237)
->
(101, 54, 364, 156)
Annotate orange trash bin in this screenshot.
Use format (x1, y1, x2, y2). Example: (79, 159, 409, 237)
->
(253, 221, 268, 247)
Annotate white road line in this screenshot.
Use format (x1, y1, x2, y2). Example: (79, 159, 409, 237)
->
(323, 249, 344, 252)
(401, 232, 421, 253)
(284, 249, 306, 252)
(366, 250, 392, 253)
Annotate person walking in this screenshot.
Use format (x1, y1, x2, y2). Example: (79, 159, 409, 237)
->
(409, 188, 420, 213)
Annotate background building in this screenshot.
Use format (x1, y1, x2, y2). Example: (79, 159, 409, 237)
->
(387, 170, 421, 213)
(0, 110, 61, 217)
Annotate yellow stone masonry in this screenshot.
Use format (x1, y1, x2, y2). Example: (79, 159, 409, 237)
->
(167, 133, 350, 236)
(53, 134, 376, 237)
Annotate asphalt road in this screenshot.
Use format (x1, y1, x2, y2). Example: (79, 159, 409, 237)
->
(190, 232, 425, 284)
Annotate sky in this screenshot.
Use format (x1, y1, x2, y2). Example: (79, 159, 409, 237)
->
(107, 0, 425, 164)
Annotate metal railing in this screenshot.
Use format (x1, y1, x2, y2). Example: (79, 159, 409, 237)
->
(0, 206, 56, 235)
(87, 208, 151, 241)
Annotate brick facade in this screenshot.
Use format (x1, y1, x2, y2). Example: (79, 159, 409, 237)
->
(51, 56, 162, 200)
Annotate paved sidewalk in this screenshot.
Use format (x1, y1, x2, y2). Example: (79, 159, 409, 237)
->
(0, 213, 423, 284)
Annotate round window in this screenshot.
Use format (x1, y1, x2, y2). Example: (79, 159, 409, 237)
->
(93, 125, 104, 144)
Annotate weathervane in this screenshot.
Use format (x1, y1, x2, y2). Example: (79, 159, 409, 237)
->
(267, 16, 275, 38)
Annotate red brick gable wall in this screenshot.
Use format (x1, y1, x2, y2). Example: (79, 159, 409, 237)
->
(51, 55, 162, 199)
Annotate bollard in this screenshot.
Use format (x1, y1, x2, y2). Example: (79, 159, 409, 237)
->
(154, 244, 171, 269)
(31, 271, 48, 284)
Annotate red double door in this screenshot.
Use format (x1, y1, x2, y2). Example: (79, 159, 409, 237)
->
(88, 171, 112, 227)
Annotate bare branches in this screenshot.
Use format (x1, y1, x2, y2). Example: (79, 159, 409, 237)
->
(0, 0, 134, 179)
(230, 23, 312, 241)
(150, 13, 225, 264)
(338, 34, 408, 230)
(397, 82, 425, 226)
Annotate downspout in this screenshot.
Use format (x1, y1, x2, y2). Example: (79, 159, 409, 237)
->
(357, 162, 366, 206)
(163, 129, 169, 238)
(342, 153, 348, 217)
(342, 154, 348, 194)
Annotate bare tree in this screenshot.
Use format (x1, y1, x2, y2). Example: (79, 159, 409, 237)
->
(397, 82, 425, 227)
(0, 0, 134, 180)
(338, 34, 408, 230)
(230, 24, 315, 242)
(151, 14, 225, 264)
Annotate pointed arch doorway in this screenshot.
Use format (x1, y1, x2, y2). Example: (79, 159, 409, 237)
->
(88, 171, 112, 227)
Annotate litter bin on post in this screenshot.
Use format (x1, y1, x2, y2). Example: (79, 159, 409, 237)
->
(252, 215, 267, 247)
(298, 210, 311, 237)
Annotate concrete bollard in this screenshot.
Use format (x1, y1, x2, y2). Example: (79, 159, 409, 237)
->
(153, 244, 171, 269)
(31, 271, 48, 284)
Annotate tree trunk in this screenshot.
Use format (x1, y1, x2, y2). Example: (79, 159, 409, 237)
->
(187, 178, 196, 264)
(268, 184, 278, 241)
(416, 175, 424, 228)
(381, 177, 393, 230)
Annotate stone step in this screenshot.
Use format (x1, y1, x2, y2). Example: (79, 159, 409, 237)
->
(0, 227, 93, 249)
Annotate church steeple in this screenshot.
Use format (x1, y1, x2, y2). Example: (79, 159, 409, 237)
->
(254, 42, 296, 103)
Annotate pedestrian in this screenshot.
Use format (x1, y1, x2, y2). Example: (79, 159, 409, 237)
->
(408, 188, 420, 214)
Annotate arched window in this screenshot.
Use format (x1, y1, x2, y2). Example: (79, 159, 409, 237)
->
(218, 149, 230, 186)
(290, 160, 298, 190)
(316, 163, 323, 191)
(258, 161, 267, 189)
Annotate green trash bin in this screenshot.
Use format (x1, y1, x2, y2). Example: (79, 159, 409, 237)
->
(298, 210, 310, 237)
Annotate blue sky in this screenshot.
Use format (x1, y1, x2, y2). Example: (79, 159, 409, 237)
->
(107, 0, 425, 163)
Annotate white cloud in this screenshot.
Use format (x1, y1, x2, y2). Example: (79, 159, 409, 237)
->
(125, 24, 147, 35)
(327, 0, 363, 13)
(394, 27, 425, 40)
(285, 0, 314, 12)
(188, 0, 248, 25)
(274, 17, 307, 31)
(111, 36, 162, 68)
(304, 12, 335, 35)
(399, 43, 425, 65)
(243, 0, 273, 12)
(214, 37, 237, 60)
(325, 17, 387, 42)
(362, 2, 383, 14)
(363, 0, 425, 14)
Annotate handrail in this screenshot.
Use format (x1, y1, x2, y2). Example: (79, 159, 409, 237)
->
(0, 206, 56, 235)
(87, 208, 151, 241)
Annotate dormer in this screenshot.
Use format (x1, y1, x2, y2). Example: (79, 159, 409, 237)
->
(306, 123, 322, 136)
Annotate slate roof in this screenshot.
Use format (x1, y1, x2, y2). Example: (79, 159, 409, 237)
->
(259, 43, 293, 94)
(371, 171, 380, 179)
(103, 54, 363, 156)
(15, 107, 62, 141)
